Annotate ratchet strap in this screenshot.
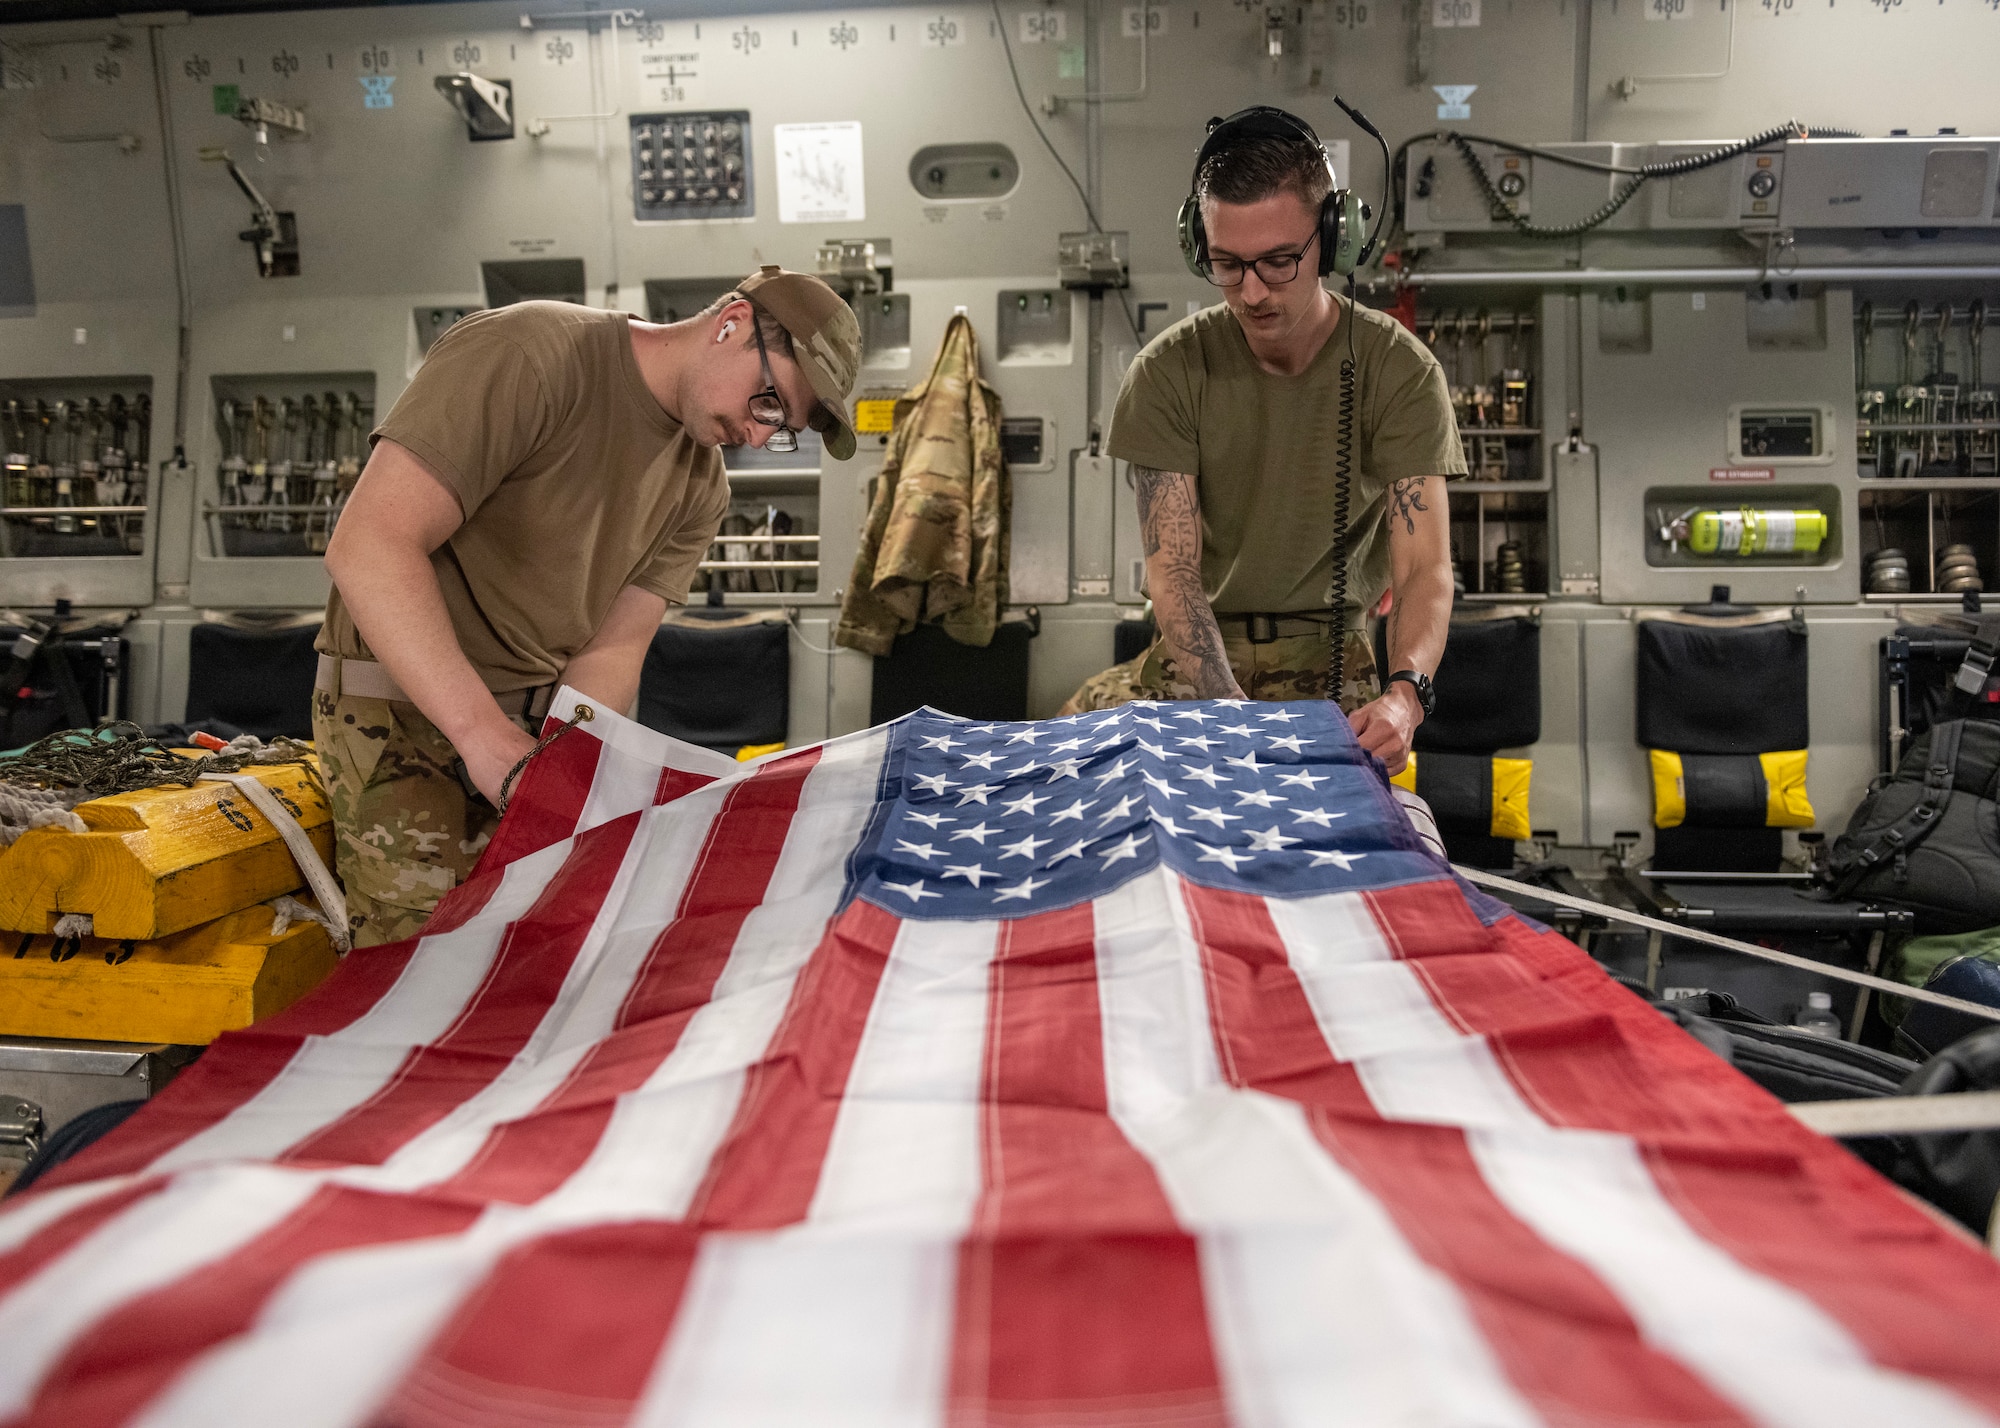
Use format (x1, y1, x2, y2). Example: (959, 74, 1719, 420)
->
(201, 770, 349, 953)
(1789, 1090, 2000, 1137)
(1454, 864, 2000, 1026)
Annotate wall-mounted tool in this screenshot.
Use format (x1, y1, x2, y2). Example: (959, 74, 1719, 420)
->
(234, 96, 307, 149)
(435, 72, 515, 141)
(198, 148, 299, 278)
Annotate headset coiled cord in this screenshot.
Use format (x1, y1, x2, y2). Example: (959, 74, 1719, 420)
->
(1325, 276, 1360, 705)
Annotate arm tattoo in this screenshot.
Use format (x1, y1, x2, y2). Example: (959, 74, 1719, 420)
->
(1390, 475, 1430, 537)
(1132, 464, 1238, 698)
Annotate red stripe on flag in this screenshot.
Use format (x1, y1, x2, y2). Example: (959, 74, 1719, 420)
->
(656, 766, 719, 806)
(1364, 879, 1496, 960)
(0, 1184, 162, 1301)
(1179, 881, 1751, 1427)
(37, 937, 436, 1190)
(280, 812, 643, 1169)
(374, 1221, 703, 1428)
(950, 904, 1228, 1428)
(12, 1186, 479, 1428)
(479, 720, 604, 869)
(436, 750, 821, 1206)
(688, 897, 901, 1229)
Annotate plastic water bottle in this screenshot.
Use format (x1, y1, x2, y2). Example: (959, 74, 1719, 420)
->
(1793, 992, 1841, 1039)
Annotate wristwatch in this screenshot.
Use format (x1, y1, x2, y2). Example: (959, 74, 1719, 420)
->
(1386, 669, 1436, 720)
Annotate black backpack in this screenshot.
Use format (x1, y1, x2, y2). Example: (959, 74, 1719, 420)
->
(1824, 718, 2000, 934)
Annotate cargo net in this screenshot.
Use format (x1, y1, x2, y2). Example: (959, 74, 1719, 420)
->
(0, 721, 319, 847)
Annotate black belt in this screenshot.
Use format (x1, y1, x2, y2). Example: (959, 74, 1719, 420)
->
(1216, 612, 1341, 644)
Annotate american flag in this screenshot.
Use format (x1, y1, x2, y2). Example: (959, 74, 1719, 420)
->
(3, 692, 1998, 1428)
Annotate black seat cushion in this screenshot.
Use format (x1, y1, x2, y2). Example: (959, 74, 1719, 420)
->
(1415, 615, 1541, 753)
(872, 621, 1034, 724)
(1637, 618, 1808, 754)
(185, 621, 319, 740)
(639, 616, 789, 753)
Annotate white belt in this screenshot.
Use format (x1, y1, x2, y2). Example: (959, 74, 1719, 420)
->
(316, 653, 408, 703)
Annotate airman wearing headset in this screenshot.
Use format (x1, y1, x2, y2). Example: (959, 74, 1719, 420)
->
(1058, 106, 1464, 775)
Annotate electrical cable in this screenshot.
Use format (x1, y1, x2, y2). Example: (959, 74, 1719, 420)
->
(1331, 95, 1392, 267)
(990, 0, 1141, 341)
(1444, 120, 1807, 242)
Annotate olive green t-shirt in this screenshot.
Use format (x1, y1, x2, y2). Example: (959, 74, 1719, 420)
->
(1107, 295, 1466, 624)
(319, 301, 729, 693)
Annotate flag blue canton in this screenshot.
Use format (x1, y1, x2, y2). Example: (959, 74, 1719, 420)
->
(855, 699, 1443, 920)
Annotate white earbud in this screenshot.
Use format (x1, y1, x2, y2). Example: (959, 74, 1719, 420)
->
(718, 321, 737, 342)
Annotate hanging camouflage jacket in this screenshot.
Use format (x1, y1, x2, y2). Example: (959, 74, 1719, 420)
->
(835, 314, 1009, 655)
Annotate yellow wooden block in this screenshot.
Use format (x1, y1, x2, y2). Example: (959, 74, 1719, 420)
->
(0, 761, 333, 941)
(0, 904, 338, 1045)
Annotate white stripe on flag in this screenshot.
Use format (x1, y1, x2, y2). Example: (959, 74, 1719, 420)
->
(541, 729, 892, 1222)
(1470, 1127, 2000, 1428)
(1095, 871, 1543, 1428)
(0, 1175, 140, 1255)
(1265, 890, 1541, 1130)
(631, 1229, 958, 1428)
(809, 915, 998, 1231)
(548, 684, 739, 840)
(0, 1167, 323, 1418)
(149, 838, 576, 1172)
(128, 1215, 517, 1428)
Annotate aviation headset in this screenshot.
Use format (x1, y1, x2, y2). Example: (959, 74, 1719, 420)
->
(1176, 106, 1372, 281)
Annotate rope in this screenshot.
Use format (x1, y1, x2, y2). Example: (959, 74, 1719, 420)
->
(1791, 1091, 2000, 1138)
(1456, 864, 2000, 1025)
(498, 703, 595, 812)
(0, 721, 317, 800)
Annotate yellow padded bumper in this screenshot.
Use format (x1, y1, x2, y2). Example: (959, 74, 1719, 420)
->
(0, 903, 337, 1045)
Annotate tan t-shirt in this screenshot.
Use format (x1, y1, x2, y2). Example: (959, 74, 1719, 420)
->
(319, 301, 729, 692)
(1107, 295, 1466, 624)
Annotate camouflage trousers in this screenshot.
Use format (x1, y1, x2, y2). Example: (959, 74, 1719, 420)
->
(311, 690, 531, 949)
(1058, 626, 1380, 716)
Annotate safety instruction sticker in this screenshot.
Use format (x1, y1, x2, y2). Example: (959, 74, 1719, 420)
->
(1710, 467, 1776, 482)
(854, 399, 897, 434)
(775, 121, 866, 224)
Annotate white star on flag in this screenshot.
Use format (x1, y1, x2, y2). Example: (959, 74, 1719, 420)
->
(1245, 827, 1302, 852)
(1259, 708, 1303, 722)
(1044, 759, 1085, 782)
(914, 773, 953, 796)
(1187, 804, 1241, 828)
(943, 863, 996, 887)
(895, 840, 943, 861)
(1047, 736, 1087, 753)
(906, 810, 952, 828)
(1176, 709, 1214, 723)
(1005, 728, 1042, 745)
(1178, 735, 1219, 753)
(999, 833, 1052, 860)
(1093, 758, 1133, 787)
(1097, 833, 1145, 865)
(1265, 735, 1308, 753)
(1095, 795, 1140, 825)
(1141, 771, 1181, 799)
(1233, 789, 1285, 809)
(1151, 813, 1191, 837)
(1277, 769, 1328, 789)
(992, 876, 1050, 902)
(1197, 842, 1253, 870)
(959, 750, 1002, 770)
(1219, 724, 1257, 737)
(956, 784, 1000, 806)
(1134, 738, 1173, 760)
(881, 878, 941, 902)
(1000, 790, 1050, 817)
(1310, 850, 1367, 870)
(919, 734, 963, 751)
(1047, 838, 1091, 864)
(1224, 751, 1269, 773)
(1050, 798, 1093, 824)
(1181, 765, 1227, 788)
(1291, 807, 1346, 828)
(950, 823, 998, 844)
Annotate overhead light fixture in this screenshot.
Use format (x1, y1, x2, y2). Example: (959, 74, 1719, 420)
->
(435, 72, 515, 141)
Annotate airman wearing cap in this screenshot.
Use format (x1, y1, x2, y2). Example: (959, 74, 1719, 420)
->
(314, 267, 861, 946)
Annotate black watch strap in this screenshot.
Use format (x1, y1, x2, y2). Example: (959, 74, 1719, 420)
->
(1386, 669, 1435, 718)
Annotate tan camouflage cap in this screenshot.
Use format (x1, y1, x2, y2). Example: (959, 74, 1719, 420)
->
(737, 265, 861, 460)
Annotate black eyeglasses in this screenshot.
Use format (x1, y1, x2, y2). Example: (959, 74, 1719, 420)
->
(1202, 229, 1319, 288)
(747, 320, 799, 454)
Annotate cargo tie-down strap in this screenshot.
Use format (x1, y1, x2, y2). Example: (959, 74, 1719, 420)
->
(1457, 864, 2000, 1136)
(201, 770, 350, 954)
